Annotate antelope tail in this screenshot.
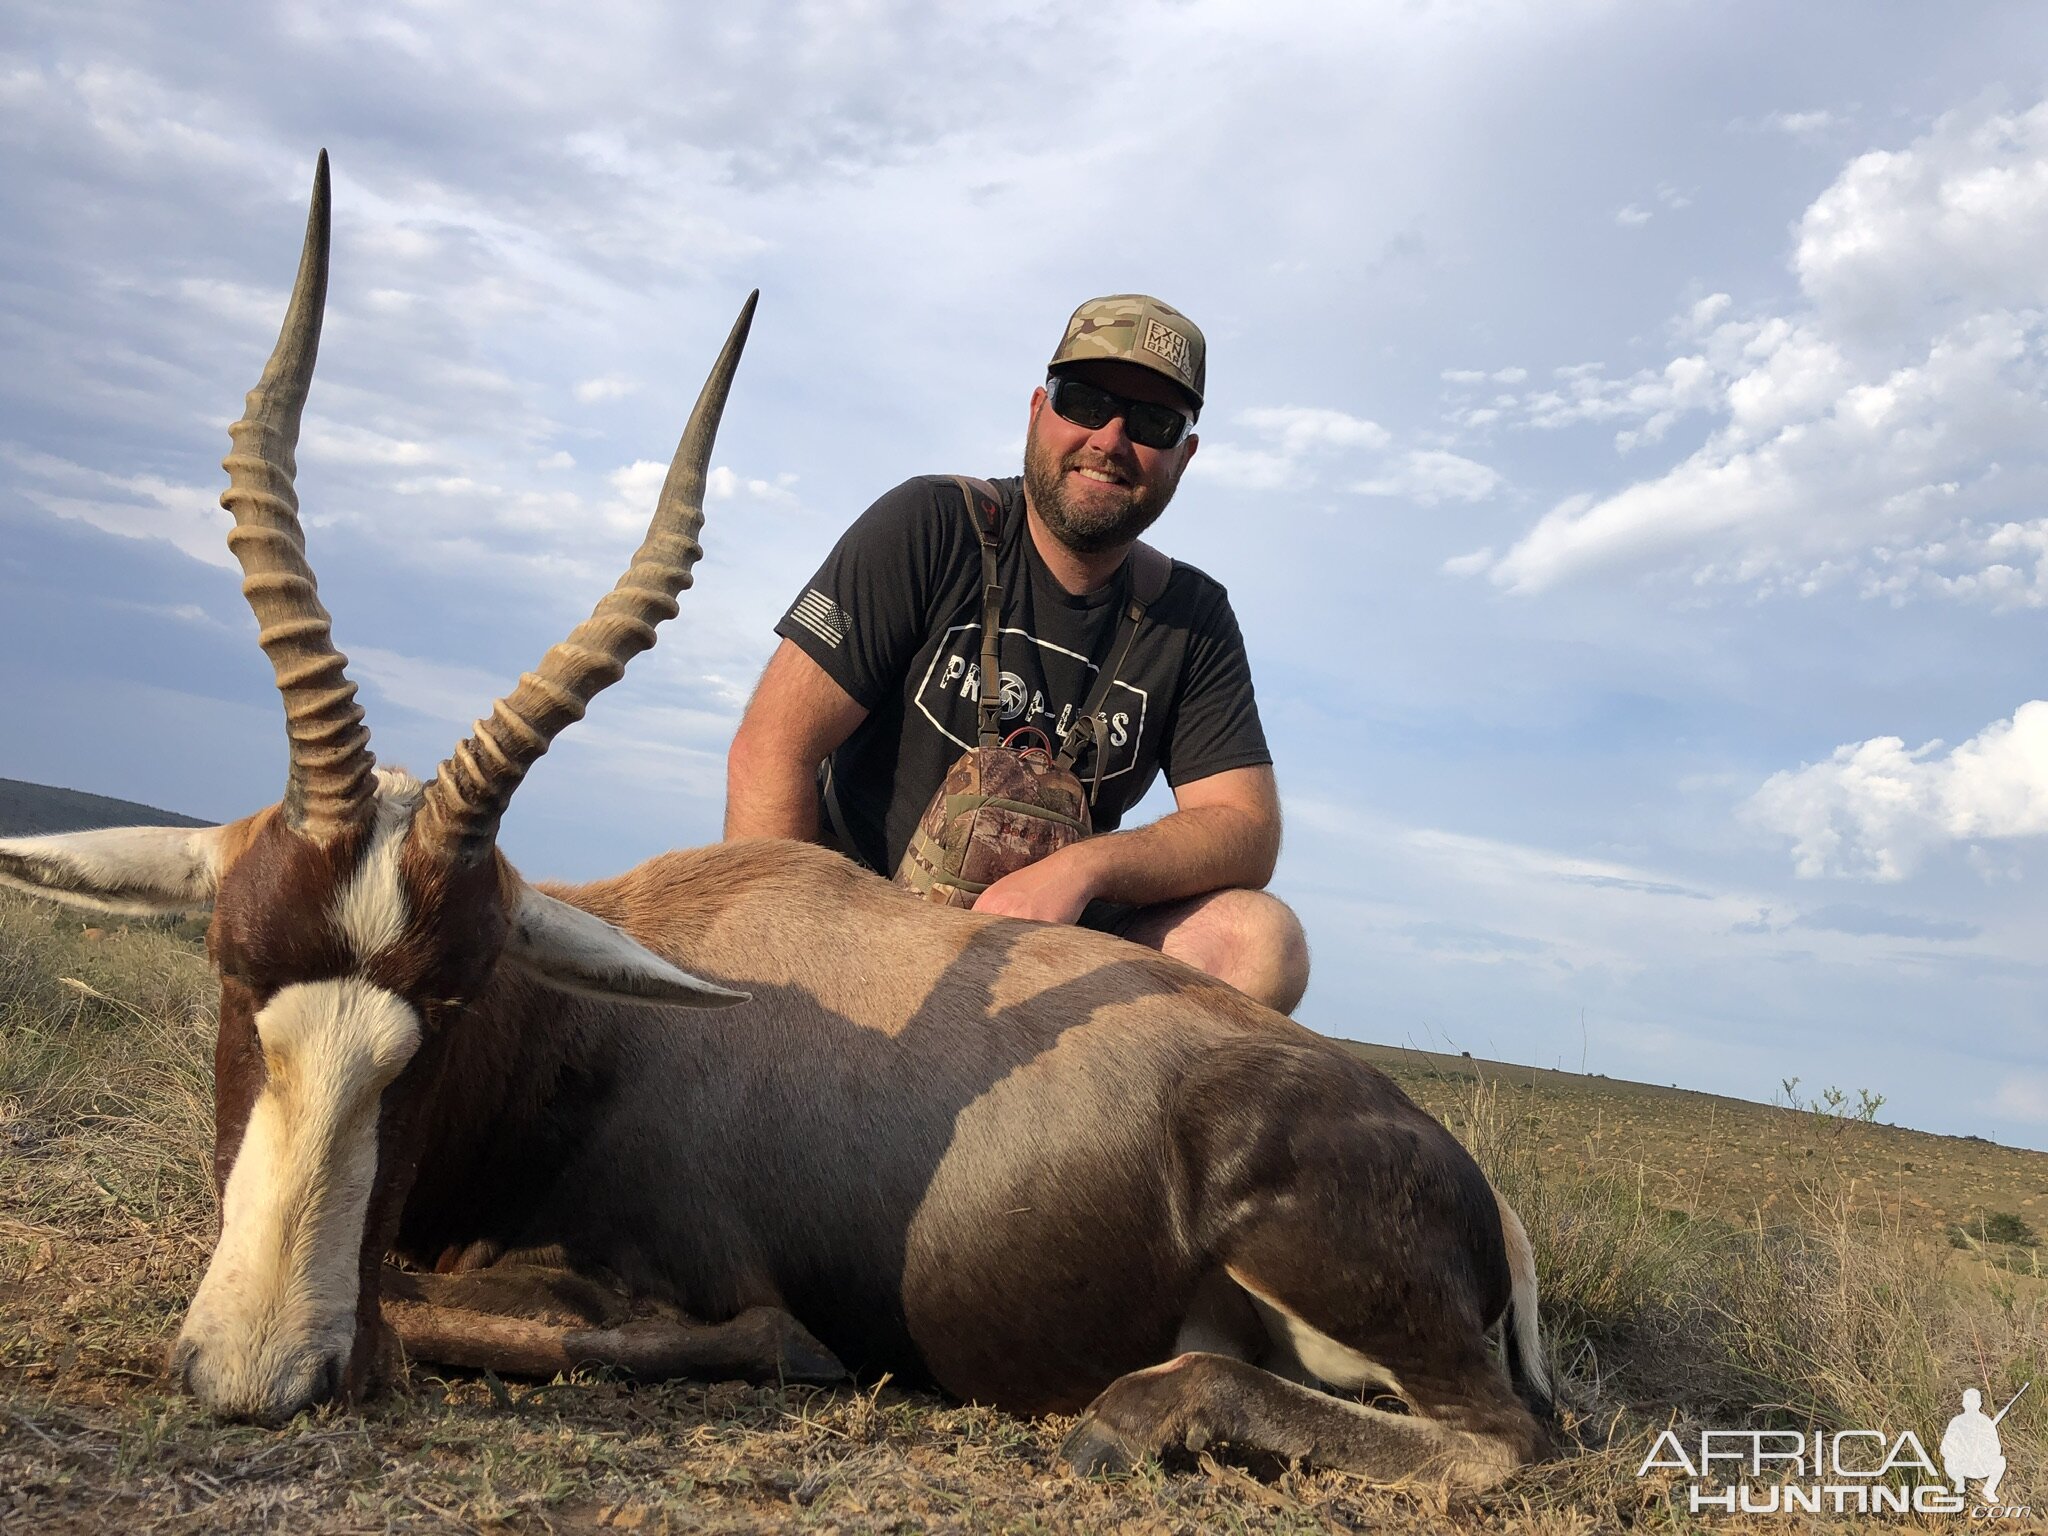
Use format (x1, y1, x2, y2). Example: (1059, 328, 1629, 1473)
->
(1494, 1190, 1553, 1416)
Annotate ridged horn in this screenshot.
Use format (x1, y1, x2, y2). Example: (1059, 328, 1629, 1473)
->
(415, 291, 759, 864)
(220, 150, 376, 841)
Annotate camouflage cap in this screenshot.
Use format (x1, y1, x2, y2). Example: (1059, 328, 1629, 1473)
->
(1049, 294, 1205, 409)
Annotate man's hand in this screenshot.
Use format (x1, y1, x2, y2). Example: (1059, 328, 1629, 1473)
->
(975, 766, 1283, 923)
(972, 842, 1101, 924)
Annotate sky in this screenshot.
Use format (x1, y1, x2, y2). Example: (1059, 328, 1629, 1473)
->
(3, 2, 2046, 1149)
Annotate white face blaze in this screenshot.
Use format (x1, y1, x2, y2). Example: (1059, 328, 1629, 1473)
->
(175, 776, 423, 1421)
(175, 976, 420, 1418)
(32, 768, 738, 1420)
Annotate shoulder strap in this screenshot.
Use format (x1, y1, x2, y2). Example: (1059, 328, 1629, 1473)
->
(948, 476, 1174, 773)
(1128, 540, 1171, 606)
(951, 476, 1006, 747)
(1054, 542, 1175, 793)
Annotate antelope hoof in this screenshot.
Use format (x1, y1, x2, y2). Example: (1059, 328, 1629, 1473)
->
(1061, 1355, 1233, 1476)
(1061, 1415, 1147, 1477)
(774, 1328, 849, 1386)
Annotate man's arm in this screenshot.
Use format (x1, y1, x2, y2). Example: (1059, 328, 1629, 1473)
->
(724, 639, 871, 842)
(972, 764, 1281, 923)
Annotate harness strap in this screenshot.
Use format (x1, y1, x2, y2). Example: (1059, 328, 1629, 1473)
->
(1054, 542, 1172, 799)
(952, 475, 1007, 748)
(819, 758, 858, 860)
(950, 475, 1173, 795)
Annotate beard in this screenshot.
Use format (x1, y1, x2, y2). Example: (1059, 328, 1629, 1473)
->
(1022, 421, 1177, 555)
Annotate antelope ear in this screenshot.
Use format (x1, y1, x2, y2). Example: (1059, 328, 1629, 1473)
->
(0, 825, 232, 915)
(504, 886, 749, 1009)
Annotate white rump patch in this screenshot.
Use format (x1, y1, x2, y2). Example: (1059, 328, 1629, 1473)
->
(505, 886, 749, 1009)
(175, 976, 420, 1420)
(1227, 1267, 1408, 1398)
(0, 824, 231, 915)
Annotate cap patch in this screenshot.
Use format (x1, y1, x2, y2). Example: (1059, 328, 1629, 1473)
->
(1050, 294, 1206, 406)
(1141, 319, 1195, 384)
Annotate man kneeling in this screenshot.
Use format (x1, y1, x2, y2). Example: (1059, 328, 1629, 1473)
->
(724, 295, 1308, 1014)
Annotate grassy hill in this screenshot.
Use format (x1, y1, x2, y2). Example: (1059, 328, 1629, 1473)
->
(1345, 1042, 2045, 1268)
(1, 888, 2041, 1533)
(0, 777, 209, 837)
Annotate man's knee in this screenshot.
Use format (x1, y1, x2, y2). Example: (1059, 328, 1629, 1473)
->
(1138, 888, 1310, 1013)
(1235, 890, 1311, 1013)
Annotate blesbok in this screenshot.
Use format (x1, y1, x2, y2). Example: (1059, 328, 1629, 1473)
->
(0, 156, 1553, 1489)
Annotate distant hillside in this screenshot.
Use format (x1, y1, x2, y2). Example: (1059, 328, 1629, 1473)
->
(0, 777, 211, 837)
(1345, 1039, 2047, 1257)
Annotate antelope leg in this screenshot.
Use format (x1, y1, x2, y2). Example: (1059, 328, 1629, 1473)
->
(1062, 1352, 1528, 1492)
(380, 1266, 846, 1385)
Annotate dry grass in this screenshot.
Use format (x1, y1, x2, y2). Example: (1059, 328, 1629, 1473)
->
(3, 887, 2044, 1532)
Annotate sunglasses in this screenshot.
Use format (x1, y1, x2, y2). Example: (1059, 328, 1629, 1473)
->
(1046, 376, 1195, 451)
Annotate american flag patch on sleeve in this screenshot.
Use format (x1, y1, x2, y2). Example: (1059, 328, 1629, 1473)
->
(787, 588, 848, 649)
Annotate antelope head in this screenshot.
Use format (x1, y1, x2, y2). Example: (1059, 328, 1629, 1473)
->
(0, 154, 753, 1423)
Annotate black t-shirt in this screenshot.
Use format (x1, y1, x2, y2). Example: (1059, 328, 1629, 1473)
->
(775, 475, 1271, 876)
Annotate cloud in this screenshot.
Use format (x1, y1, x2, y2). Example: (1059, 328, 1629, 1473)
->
(1199, 405, 1391, 491)
(1991, 1072, 2048, 1123)
(105, 598, 228, 631)
(1791, 903, 1980, 940)
(1287, 811, 1806, 988)
(350, 645, 512, 729)
(3, 446, 233, 570)
(707, 464, 800, 509)
(575, 375, 637, 403)
(1745, 699, 2048, 879)
(302, 421, 439, 468)
(1236, 406, 1391, 456)
(1351, 449, 1502, 505)
(1765, 109, 1843, 136)
(1440, 546, 1494, 576)
(1559, 872, 1710, 899)
(1192, 441, 1298, 491)
(1467, 102, 2048, 602)
(345, 644, 741, 807)
(1399, 919, 1552, 963)
(1796, 111, 2048, 332)
(1613, 186, 1687, 229)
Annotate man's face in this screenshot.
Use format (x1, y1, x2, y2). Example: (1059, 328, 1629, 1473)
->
(1023, 360, 1199, 555)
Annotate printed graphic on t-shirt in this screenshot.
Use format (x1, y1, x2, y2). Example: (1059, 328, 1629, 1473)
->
(913, 623, 1149, 783)
(787, 588, 848, 649)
